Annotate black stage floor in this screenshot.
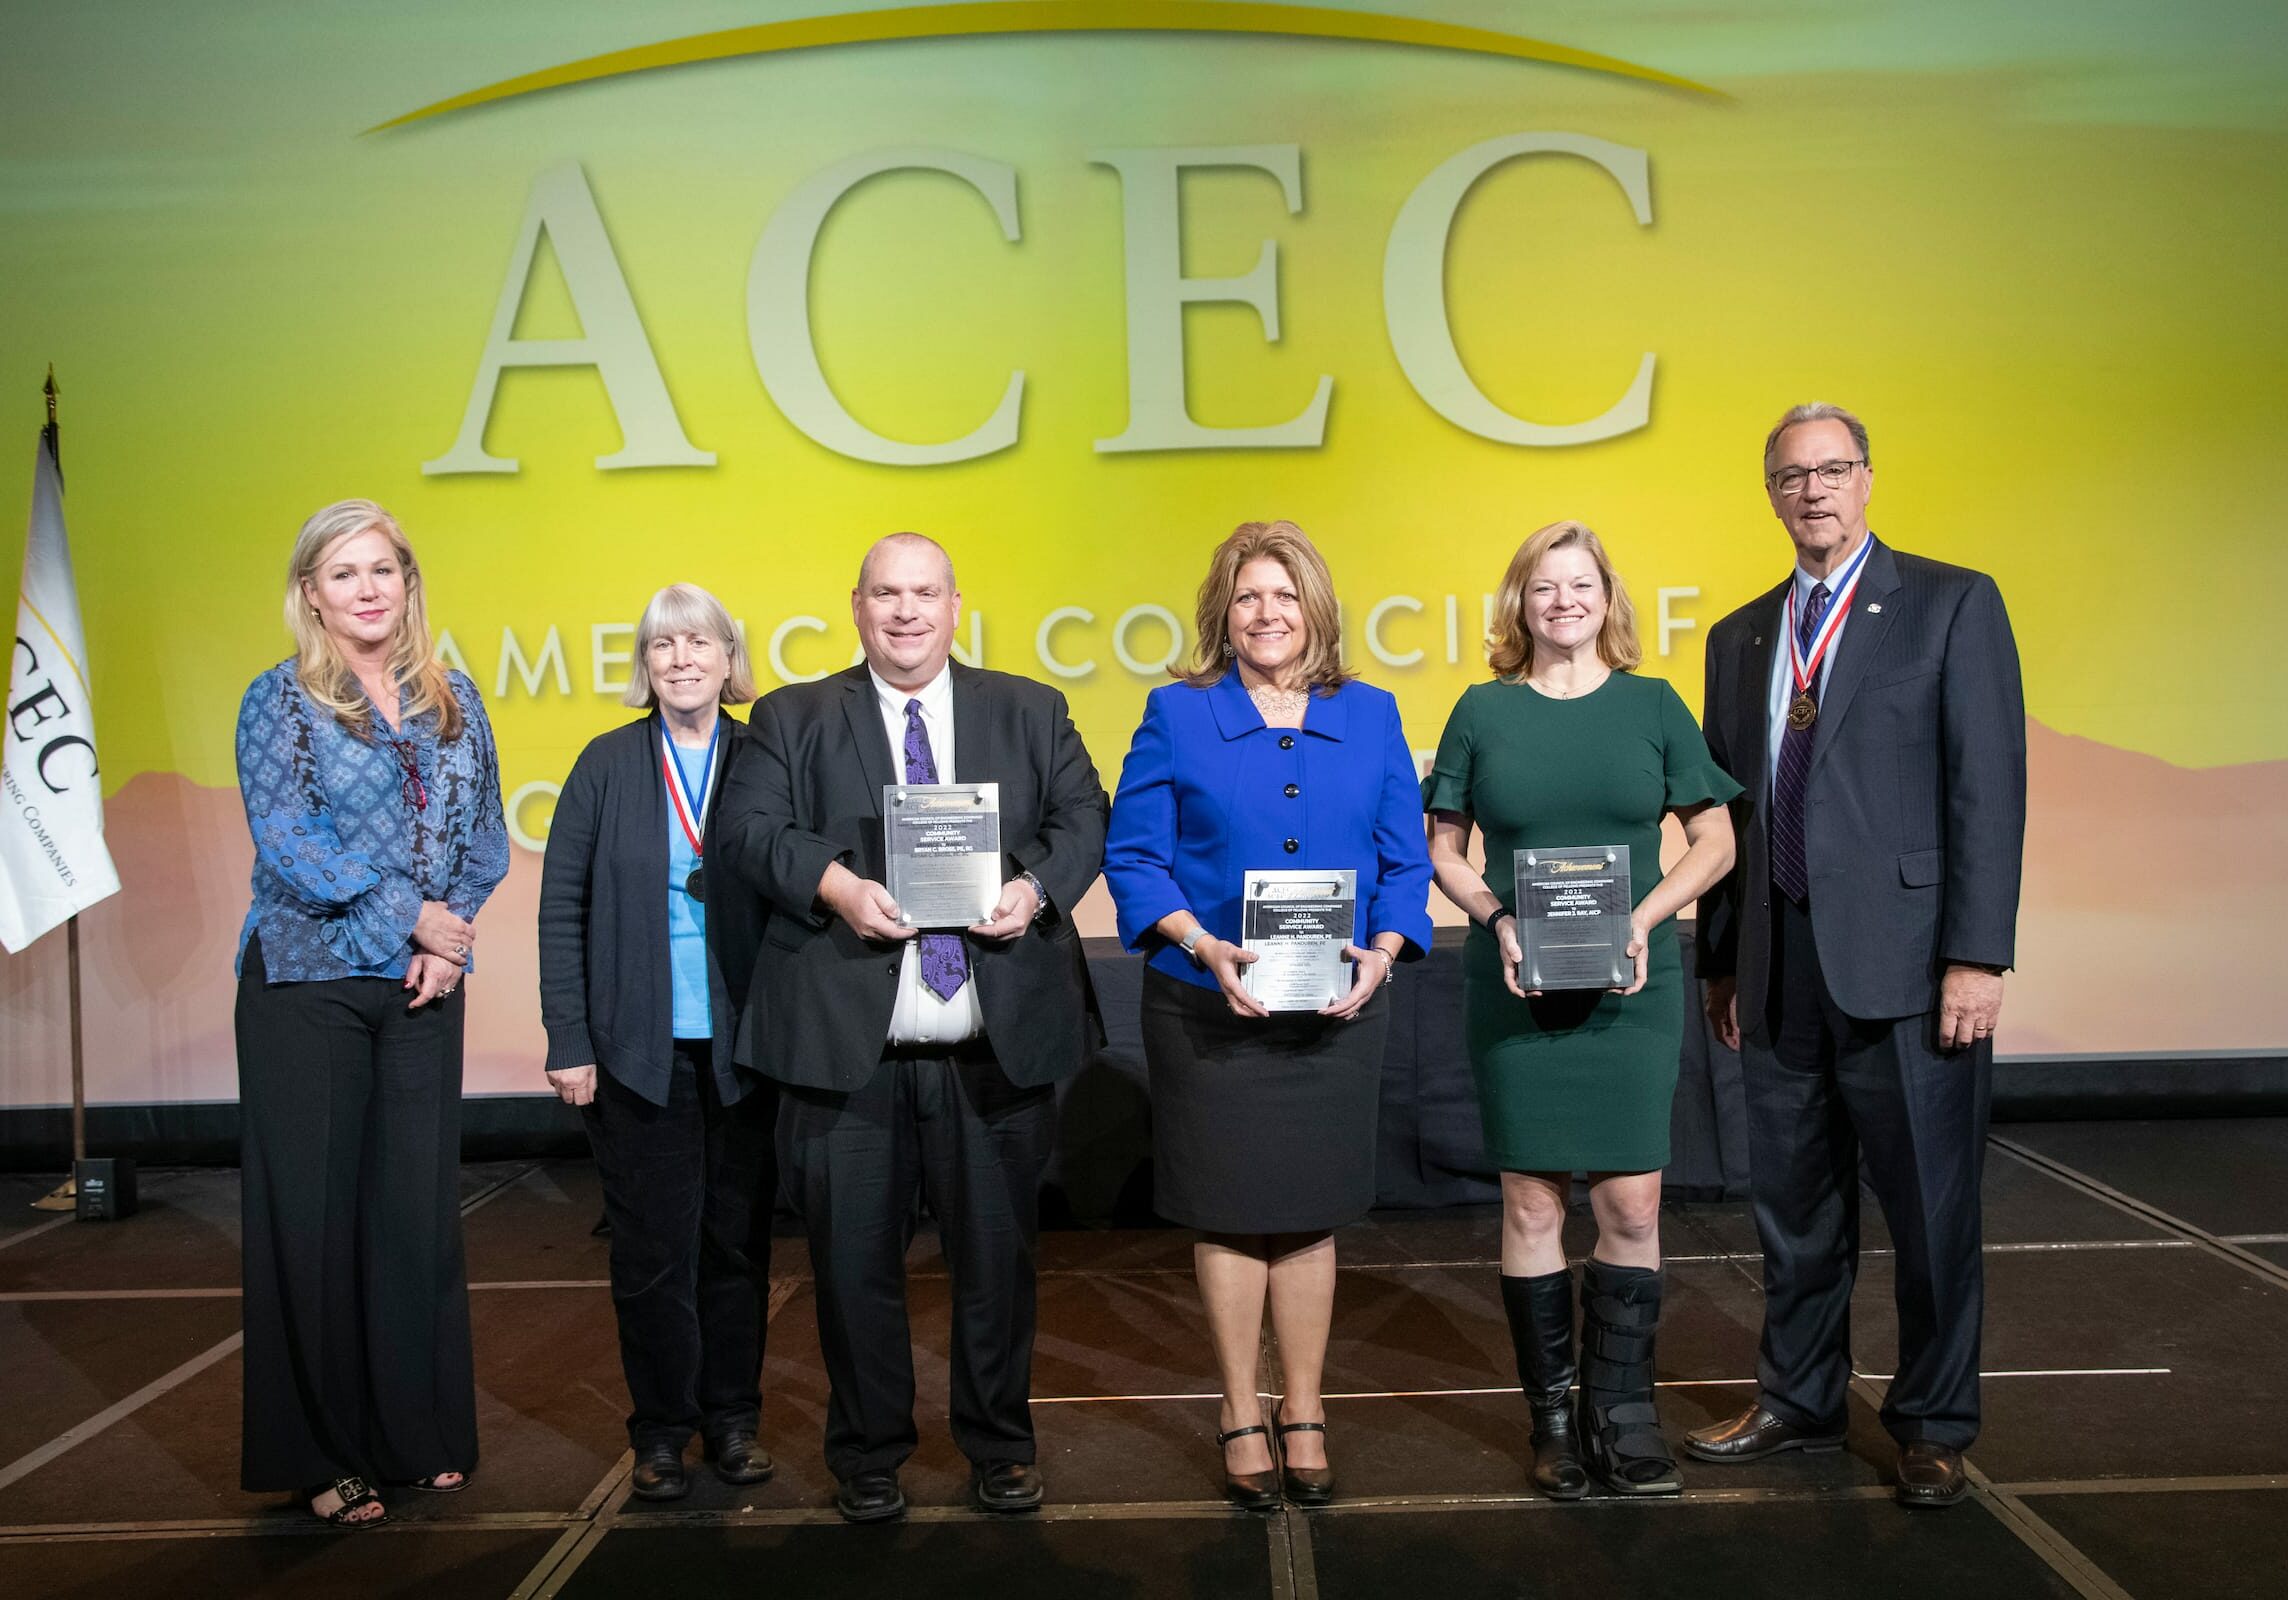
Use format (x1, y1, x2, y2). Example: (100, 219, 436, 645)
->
(3, 1118, 2285, 1599)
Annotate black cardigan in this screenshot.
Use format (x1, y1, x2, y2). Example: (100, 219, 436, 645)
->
(537, 711, 765, 1105)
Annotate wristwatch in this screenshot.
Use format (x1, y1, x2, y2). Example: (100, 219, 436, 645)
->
(1178, 924, 1211, 966)
(1017, 869, 1049, 922)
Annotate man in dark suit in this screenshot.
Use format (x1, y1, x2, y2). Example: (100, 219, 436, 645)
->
(716, 532, 1107, 1523)
(1688, 404, 2026, 1507)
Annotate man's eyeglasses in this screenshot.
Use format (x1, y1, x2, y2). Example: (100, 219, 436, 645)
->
(1767, 459, 1865, 495)
(389, 739, 428, 812)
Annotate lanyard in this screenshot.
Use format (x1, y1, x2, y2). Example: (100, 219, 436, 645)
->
(660, 723, 720, 858)
(1785, 534, 1874, 695)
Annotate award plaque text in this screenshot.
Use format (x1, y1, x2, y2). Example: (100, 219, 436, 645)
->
(1513, 845, 1633, 991)
(884, 782, 1002, 929)
(1240, 868, 1358, 1012)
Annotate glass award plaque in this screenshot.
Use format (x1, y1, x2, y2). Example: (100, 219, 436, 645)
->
(884, 782, 1001, 928)
(1240, 868, 1358, 1012)
(1512, 845, 1633, 991)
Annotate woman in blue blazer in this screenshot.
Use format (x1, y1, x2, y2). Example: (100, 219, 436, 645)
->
(1105, 521, 1433, 1510)
(537, 583, 775, 1504)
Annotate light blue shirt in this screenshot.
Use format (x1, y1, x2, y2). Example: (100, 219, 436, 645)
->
(1764, 535, 1877, 798)
(666, 736, 713, 1040)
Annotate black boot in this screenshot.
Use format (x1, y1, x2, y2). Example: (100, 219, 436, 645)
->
(1576, 1259, 1681, 1496)
(1500, 1270, 1588, 1499)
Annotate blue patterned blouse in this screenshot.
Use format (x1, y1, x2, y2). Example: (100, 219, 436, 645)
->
(234, 660, 509, 982)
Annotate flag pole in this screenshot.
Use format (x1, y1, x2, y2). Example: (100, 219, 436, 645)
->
(30, 369, 85, 1212)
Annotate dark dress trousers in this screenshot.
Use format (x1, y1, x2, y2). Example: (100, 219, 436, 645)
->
(537, 712, 777, 1454)
(1699, 539, 2025, 1450)
(715, 664, 1108, 1478)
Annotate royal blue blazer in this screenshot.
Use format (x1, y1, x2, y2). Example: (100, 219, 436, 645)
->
(1105, 671, 1436, 991)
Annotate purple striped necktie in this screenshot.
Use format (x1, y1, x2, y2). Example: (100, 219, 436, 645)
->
(1770, 581, 1829, 904)
(903, 698, 970, 1001)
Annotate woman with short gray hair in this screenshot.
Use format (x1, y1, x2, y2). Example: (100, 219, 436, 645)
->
(537, 582, 776, 1501)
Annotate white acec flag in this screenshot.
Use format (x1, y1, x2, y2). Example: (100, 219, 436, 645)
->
(0, 429, 119, 952)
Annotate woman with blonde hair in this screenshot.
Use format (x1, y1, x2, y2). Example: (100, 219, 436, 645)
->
(1105, 521, 1433, 1510)
(537, 583, 777, 1502)
(232, 499, 507, 1526)
(1424, 520, 1738, 1499)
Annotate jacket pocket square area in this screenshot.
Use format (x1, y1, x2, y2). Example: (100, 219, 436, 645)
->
(1897, 848, 1945, 888)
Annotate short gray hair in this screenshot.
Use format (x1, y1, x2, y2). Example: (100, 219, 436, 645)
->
(623, 583, 755, 708)
(1763, 402, 1871, 471)
(855, 531, 956, 593)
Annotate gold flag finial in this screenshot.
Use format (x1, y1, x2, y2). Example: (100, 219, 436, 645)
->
(44, 365, 57, 428)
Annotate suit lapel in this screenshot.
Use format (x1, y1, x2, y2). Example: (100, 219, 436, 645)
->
(840, 669, 897, 815)
(1807, 539, 1901, 776)
(1740, 581, 1789, 791)
(950, 663, 992, 785)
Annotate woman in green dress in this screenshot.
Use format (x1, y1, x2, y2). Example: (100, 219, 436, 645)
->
(1425, 520, 1738, 1499)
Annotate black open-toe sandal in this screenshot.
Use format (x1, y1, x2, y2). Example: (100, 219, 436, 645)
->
(306, 1476, 388, 1528)
(411, 1471, 471, 1493)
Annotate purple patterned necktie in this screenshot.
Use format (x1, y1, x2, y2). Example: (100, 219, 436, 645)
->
(903, 698, 970, 1001)
(1770, 581, 1830, 904)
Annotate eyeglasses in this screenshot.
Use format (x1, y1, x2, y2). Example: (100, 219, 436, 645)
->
(1767, 459, 1865, 495)
(389, 739, 428, 812)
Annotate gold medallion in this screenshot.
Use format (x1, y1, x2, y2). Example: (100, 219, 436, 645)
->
(1787, 692, 1817, 730)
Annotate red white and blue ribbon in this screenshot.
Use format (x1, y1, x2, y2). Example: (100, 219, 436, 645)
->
(660, 724, 720, 858)
(1785, 534, 1875, 698)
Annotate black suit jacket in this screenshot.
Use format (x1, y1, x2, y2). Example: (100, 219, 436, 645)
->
(717, 663, 1108, 1092)
(1697, 540, 2026, 1035)
(536, 711, 766, 1105)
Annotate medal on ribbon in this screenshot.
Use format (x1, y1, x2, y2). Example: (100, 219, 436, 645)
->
(1785, 536, 1874, 730)
(662, 723, 720, 902)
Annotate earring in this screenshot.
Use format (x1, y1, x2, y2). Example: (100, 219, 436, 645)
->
(1221, 638, 1235, 659)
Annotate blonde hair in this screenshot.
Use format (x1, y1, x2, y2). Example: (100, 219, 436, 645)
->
(284, 500, 462, 741)
(1174, 520, 1353, 694)
(1486, 521, 1643, 680)
(622, 583, 756, 708)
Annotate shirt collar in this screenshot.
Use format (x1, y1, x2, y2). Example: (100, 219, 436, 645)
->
(1794, 533, 1879, 602)
(869, 660, 953, 723)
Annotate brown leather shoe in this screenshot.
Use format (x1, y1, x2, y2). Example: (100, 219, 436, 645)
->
(1895, 1441, 1969, 1507)
(1681, 1404, 1846, 1463)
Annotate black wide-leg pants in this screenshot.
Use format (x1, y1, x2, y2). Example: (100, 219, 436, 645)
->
(780, 1044, 1055, 1480)
(581, 1043, 778, 1453)
(234, 935, 478, 1492)
(1742, 897, 1992, 1450)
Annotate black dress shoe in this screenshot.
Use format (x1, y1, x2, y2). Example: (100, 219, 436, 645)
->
(1896, 1441, 1969, 1507)
(1681, 1404, 1846, 1463)
(707, 1431, 775, 1486)
(629, 1443, 689, 1502)
(834, 1469, 907, 1524)
(1217, 1423, 1281, 1512)
(970, 1460, 1046, 1513)
(1274, 1401, 1335, 1509)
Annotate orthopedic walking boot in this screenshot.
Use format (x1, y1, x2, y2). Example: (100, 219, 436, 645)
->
(1500, 1269, 1588, 1499)
(1576, 1259, 1682, 1497)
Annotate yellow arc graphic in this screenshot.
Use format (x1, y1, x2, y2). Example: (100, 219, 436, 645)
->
(368, 0, 1723, 132)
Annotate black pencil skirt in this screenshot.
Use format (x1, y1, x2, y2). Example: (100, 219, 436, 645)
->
(234, 935, 478, 1492)
(1141, 966, 1390, 1235)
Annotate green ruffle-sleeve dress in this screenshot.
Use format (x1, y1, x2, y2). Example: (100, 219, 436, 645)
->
(1423, 672, 1742, 1174)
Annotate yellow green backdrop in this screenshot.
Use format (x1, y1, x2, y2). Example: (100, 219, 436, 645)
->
(4, 1, 2283, 1104)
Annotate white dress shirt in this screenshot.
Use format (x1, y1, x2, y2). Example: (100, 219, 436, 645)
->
(870, 662, 985, 1046)
(1764, 535, 1877, 799)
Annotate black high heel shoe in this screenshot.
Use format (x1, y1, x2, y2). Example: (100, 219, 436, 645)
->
(1217, 1422, 1281, 1512)
(1274, 1401, 1335, 1508)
